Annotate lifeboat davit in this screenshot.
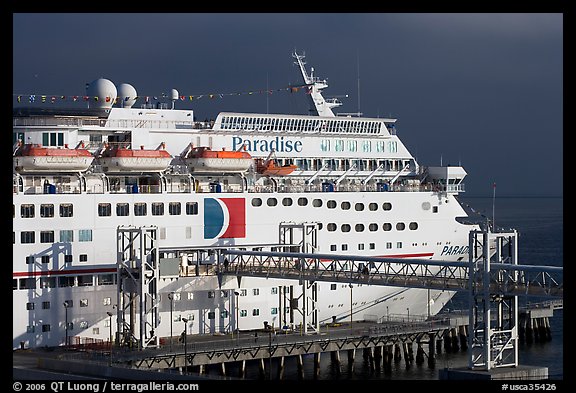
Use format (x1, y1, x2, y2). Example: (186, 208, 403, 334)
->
(13, 142, 94, 173)
(98, 143, 172, 173)
(184, 146, 253, 173)
(255, 158, 297, 176)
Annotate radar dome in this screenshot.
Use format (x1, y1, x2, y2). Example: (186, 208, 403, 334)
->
(86, 78, 117, 109)
(117, 83, 138, 108)
(170, 89, 179, 101)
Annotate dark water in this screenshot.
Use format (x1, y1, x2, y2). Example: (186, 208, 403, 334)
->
(234, 197, 564, 381)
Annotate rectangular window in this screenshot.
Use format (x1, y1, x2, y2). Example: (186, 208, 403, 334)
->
(27, 326, 35, 333)
(40, 277, 56, 288)
(220, 310, 229, 318)
(26, 256, 34, 265)
(330, 284, 337, 290)
(208, 291, 215, 298)
(253, 288, 259, 296)
(169, 202, 181, 215)
(40, 231, 54, 243)
(58, 276, 75, 287)
(80, 299, 88, 307)
(134, 203, 147, 216)
(358, 243, 365, 250)
(60, 230, 74, 242)
(21, 231, 35, 244)
(77, 275, 93, 287)
(330, 245, 337, 251)
(26, 302, 35, 310)
(41, 255, 50, 264)
(20, 278, 36, 289)
(396, 242, 403, 249)
(42, 301, 51, 309)
(116, 203, 129, 216)
(59, 204, 73, 217)
(240, 310, 247, 317)
(207, 311, 215, 320)
(341, 244, 348, 251)
(271, 307, 278, 315)
(240, 289, 247, 296)
(186, 202, 198, 215)
(21, 204, 35, 218)
(386, 242, 392, 249)
(98, 274, 114, 285)
(252, 309, 260, 316)
(40, 204, 54, 218)
(64, 255, 73, 263)
(369, 243, 375, 250)
(271, 287, 278, 295)
(42, 324, 51, 332)
(98, 203, 111, 217)
(151, 202, 164, 216)
(79, 254, 88, 262)
(78, 229, 92, 242)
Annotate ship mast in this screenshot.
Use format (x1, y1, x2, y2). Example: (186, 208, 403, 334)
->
(293, 51, 341, 117)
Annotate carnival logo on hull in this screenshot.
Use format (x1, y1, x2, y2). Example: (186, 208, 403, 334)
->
(204, 198, 246, 239)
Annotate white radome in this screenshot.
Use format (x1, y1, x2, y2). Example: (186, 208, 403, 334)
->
(86, 78, 117, 109)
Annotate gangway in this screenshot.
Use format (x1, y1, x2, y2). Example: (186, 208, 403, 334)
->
(116, 226, 562, 372)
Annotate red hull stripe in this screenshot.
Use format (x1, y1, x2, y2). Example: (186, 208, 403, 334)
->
(13, 267, 116, 278)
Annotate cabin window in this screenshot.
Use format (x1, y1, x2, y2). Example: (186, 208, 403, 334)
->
(327, 200, 336, 209)
(98, 203, 111, 216)
(21, 204, 35, 218)
(167, 202, 180, 215)
(341, 224, 351, 233)
(330, 245, 337, 251)
(369, 203, 378, 211)
(409, 222, 419, 230)
(383, 202, 392, 211)
(26, 302, 35, 310)
(26, 256, 34, 264)
(383, 223, 392, 231)
(79, 229, 92, 242)
(369, 223, 378, 232)
(355, 203, 364, 211)
(358, 243, 365, 250)
(267, 198, 278, 207)
(341, 201, 351, 210)
(40, 204, 54, 218)
(42, 325, 51, 333)
(386, 242, 392, 249)
(20, 278, 36, 290)
(240, 310, 247, 317)
(396, 223, 405, 231)
(327, 223, 337, 232)
(312, 199, 323, 207)
(189, 202, 198, 216)
(59, 204, 73, 218)
(21, 231, 35, 244)
(252, 198, 262, 207)
(341, 244, 348, 251)
(369, 243, 375, 250)
(152, 203, 164, 216)
(252, 309, 260, 316)
(40, 277, 56, 288)
(78, 275, 93, 286)
(134, 203, 147, 216)
(59, 276, 75, 287)
(355, 224, 365, 232)
(116, 203, 129, 216)
(297, 197, 308, 206)
(282, 198, 293, 206)
(60, 230, 73, 242)
(40, 231, 54, 243)
(41, 255, 50, 264)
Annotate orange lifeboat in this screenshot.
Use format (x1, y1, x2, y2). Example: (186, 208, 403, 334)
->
(183, 146, 253, 173)
(13, 142, 94, 173)
(255, 158, 297, 176)
(98, 143, 172, 173)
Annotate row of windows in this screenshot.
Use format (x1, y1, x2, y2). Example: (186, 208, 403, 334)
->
(17, 202, 199, 218)
(319, 139, 398, 153)
(330, 241, 403, 251)
(252, 198, 394, 211)
(323, 222, 418, 232)
(16, 229, 92, 245)
(219, 115, 385, 134)
(14, 274, 115, 290)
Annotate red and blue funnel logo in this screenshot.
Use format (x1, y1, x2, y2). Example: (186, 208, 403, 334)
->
(204, 198, 246, 239)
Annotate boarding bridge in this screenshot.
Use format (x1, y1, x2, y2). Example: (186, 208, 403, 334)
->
(115, 225, 562, 371)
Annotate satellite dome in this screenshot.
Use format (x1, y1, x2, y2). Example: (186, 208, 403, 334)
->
(117, 83, 138, 108)
(170, 89, 179, 101)
(86, 78, 117, 109)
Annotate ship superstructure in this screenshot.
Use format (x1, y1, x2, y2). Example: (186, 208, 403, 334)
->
(13, 52, 476, 349)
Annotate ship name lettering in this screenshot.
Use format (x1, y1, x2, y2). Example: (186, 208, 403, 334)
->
(232, 136, 303, 153)
(440, 245, 469, 256)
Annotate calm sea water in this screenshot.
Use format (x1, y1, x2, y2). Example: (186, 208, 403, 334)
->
(238, 197, 564, 381)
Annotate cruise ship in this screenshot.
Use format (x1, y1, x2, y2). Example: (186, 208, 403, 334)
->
(12, 52, 481, 349)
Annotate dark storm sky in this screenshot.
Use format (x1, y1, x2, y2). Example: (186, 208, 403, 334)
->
(12, 13, 563, 197)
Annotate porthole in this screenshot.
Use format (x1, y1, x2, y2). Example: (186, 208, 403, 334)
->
(341, 224, 351, 232)
(327, 223, 337, 232)
(396, 222, 405, 231)
(313, 199, 323, 207)
(341, 201, 351, 210)
(298, 197, 308, 206)
(355, 224, 365, 232)
(383, 223, 392, 231)
(327, 200, 337, 209)
(267, 198, 277, 207)
(252, 198, 262, 207)
(383, 202, 392, 211)
(369, 223, 378, 232)
(282, 198, 293, 206)
(369, 203, 378, 211)
(355, 203, 364, 211)
(409, 222, 418, 230)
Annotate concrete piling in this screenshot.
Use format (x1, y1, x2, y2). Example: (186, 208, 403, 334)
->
(277, 356, 285, 380)
(415, 341, 425, 365)
(296, 354, 304, 379)
(347, 348, 355, 372)
(394, 343, 402, 362)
